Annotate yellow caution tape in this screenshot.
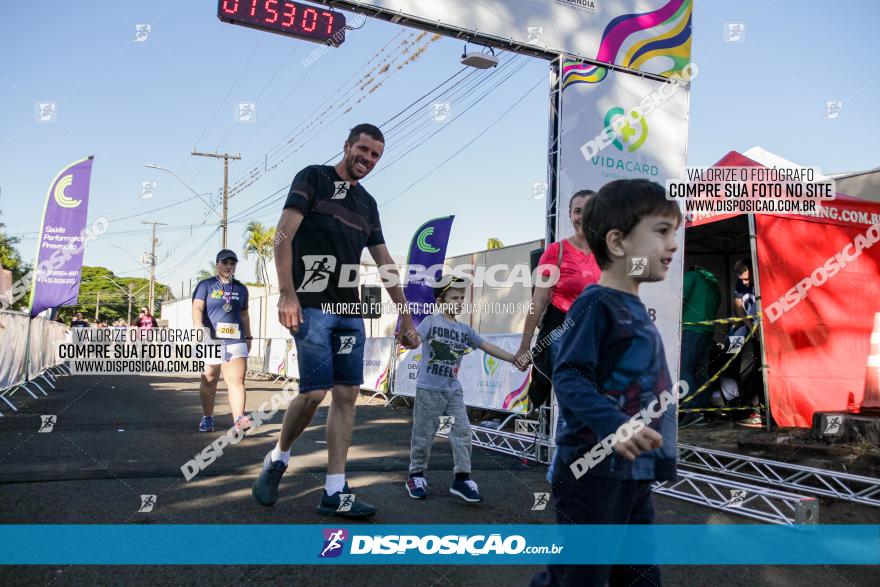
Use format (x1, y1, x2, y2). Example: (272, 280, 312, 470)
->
(680, 317, 761, 406)
(681, 313, 761, 327)
(679, 404, 765, 414)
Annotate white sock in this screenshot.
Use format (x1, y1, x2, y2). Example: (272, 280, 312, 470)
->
(325, 473, 346, 495)
(271, 445, 290, 465)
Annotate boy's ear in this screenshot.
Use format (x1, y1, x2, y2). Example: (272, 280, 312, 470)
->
(604, 228, 626, 262)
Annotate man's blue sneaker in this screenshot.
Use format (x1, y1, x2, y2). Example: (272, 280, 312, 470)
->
(406, 475, 428, 499)
(450, 478, 483, 503)
(317, 483, 377, 518)
(252, 451, 287, 507)
(198, 416, 214, 432)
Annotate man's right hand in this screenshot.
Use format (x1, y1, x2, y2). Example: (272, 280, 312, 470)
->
(612, 426, 663, 461)
(278, 291, 303, 334)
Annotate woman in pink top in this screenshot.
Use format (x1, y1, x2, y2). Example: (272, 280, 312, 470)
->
(515, 190, 601, 408)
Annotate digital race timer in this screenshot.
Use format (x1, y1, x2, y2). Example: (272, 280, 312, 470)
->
(217, 0, 347, 45)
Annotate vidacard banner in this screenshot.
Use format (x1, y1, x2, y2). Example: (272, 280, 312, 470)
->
(30, 157, 95, 317)
(556, 64, 690, 379)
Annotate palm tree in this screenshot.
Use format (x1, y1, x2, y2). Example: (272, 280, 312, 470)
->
(243, 221, 277, 287)
(196, 263, 214, 282)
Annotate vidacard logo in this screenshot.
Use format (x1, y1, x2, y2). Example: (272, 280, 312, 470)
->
(319, 528, 348, 558)
(604, 106, 648, 153)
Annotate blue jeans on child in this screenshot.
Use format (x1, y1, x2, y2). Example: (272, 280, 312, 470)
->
(530, 462, 661, 587)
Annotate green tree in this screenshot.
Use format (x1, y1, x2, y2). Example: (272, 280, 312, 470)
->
(0, 231, 31, 311)
(243, 220, 276, 287)
(196, 263, 215, 282)
(57, 266, 171, 324)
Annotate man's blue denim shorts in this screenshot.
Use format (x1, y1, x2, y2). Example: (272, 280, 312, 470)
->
(294, 307, 365, 392)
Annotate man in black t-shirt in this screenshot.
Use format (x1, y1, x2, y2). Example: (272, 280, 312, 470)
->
(252, 124, 418, 518)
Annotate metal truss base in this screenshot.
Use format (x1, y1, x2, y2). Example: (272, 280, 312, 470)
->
(449, 424, 553, 464)
(678, 443, 880, 508)
(654, 470, 819, 525)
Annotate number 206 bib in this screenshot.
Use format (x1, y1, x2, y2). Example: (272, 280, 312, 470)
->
(216, 322, 241, 339)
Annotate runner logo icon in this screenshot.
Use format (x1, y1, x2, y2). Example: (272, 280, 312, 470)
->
(532, 492, 550, 511)
(337, 335, 356, 355)
(332, 181, 349, 199)
(38, 415, 56, 433)
(298, 255, 337, 293)
(138, 494, 157, 513)
(319, 528, 348, 558)
(823, 415, 843, 435)
(337, 494, 355, 512)
(437, 416, 455, 435)
(725, 489, 747, 508)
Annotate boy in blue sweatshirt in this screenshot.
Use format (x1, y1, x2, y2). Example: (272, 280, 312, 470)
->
(531, 179, 683, 587)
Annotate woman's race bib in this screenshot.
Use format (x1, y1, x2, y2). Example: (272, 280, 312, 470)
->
(216, 322, 241, 339)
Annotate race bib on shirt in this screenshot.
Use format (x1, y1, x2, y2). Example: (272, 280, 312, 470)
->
(216, 322, 240, 339)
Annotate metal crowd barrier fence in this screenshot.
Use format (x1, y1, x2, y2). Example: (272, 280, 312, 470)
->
(0, 310, 70, 416)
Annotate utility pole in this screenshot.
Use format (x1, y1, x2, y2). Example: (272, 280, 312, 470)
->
(142, 220, 167, 314)
(126, 283, 133, 325)
(95, 292, 100, 322)
(191, 150, 241, 249)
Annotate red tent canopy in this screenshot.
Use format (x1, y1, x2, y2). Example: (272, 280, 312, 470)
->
(687, 151, 880, 427)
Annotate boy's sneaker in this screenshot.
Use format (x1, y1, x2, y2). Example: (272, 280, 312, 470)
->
(736, 411, 764, 428)
(198, 416, 214, 432)
(450, 479, 483, 503)
(406, 476, 428, 499)
(317, 483, 377, 518)
(252, 451, 287, 507)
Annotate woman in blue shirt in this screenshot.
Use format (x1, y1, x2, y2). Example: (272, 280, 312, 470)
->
(192, 249, 253, 433)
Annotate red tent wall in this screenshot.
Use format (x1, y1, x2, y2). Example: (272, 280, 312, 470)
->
(756, 210, 880, 427)
(687, 151, 880, 427)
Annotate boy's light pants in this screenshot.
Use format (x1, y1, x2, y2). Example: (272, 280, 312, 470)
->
(409, 387, 472, 474)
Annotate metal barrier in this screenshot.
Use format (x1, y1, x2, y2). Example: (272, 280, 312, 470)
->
(654, 470, 819, 525)
(0, 310, 70, 416)
(678, 443, 880, 508)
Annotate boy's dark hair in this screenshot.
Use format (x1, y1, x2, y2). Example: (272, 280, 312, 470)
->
(569, 189, 597, 212)
(582, 179, 681, 269)
(734, 258, 752, 276)
(432, 276, 468, 301)
(347, 123, 384, 145)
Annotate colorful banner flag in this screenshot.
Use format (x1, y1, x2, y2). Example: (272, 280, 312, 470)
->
(402, 215, 454, 328)
(29, 157, 95, 317)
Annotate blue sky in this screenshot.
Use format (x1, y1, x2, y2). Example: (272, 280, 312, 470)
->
(1, 0, 877, 293)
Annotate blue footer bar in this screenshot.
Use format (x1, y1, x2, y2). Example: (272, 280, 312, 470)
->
(0, 525, 877, 565)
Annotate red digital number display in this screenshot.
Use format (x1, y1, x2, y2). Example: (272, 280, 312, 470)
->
(217, 0, 346, 45)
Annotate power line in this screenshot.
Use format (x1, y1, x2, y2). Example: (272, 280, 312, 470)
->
(226, 59, 520, 225)
(224, 32, 439, 199)
(380, 73, 546, 208)
(221, 29, 410, 196)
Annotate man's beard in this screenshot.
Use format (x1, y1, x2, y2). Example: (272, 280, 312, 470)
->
(346, 156, 369, 179)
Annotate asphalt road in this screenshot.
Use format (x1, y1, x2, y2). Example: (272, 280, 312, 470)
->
(0, 373, 877, 586)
